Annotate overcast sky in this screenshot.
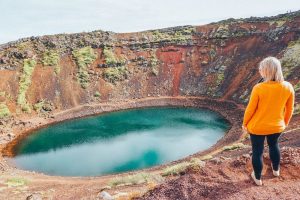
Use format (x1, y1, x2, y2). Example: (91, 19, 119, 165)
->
(0, 0, 299, 44)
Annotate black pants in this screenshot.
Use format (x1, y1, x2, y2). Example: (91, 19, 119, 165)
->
(250, 133, 281, 180)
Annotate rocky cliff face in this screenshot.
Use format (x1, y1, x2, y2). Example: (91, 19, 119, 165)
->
(0, 11, 299, 120)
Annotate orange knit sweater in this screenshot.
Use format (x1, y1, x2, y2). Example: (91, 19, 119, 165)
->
(243, 81, 295, 135)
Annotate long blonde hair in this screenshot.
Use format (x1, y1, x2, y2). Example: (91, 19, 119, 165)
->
(259, 57, 284, 82)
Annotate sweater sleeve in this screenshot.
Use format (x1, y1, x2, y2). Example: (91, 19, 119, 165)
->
(243, 85, 259, 127)
(284, 87, 295, 126)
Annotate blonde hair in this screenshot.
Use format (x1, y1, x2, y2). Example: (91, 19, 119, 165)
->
(259, 57, 284, 82)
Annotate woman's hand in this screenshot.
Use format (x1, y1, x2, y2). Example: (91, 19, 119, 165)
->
(241, 125, 248, 141)
(242, 125, 247, 132)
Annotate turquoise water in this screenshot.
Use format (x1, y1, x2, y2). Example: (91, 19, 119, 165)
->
(11, 107, 229, 176)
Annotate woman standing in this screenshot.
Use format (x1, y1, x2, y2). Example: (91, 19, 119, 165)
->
(242, 57, 295, 186)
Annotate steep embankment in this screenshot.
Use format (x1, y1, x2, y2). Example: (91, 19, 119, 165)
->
(0, 11, 299, 200)
(0, 11, 299, 123)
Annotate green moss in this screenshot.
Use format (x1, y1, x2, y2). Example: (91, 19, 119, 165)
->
(152, 27, 195, 43)
(17, 59, 36, 113)
(150, 52, 159, 76)
(5, 177, 28, 187)
(268, 20, 286, 27)
(33, 100, 45, 113)
(214, 24, 230, 38)
(42, 50, 61, 75)
(103, 47, 126, 67)
(103, 66, 128, 83)
(222, 143, 249, 151)
(0, 103, 10, 118)
(72, 46, 97, 89)
(161, 159, 205, 177)
(162, 162, 190, 176)
(200, 154, 213, 161)
(216, 72, 225, 86)
(94, 91, 101, 97)
(281, 39, 300, 78)
(42, 50, 59, 66)
(108, 173, 163, 187)
(207, 70, 225, 97)
(209, 49, 217, 60)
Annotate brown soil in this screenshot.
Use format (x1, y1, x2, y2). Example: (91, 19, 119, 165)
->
(138, 146, 300, 200)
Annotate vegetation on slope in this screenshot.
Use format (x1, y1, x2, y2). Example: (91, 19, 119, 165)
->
(0, 103, 10, 118)
(42, 50, 60, 74)
(151, 26, 195, 43)
(281, 39, 300, 78)
(17, 59, 36, 113)
(108, 172, 163, 187)
(103, 47, 126, 67)
(103, 66, 128, 83)
(149, 52, 159, 76)
(72, 46, 97, 89)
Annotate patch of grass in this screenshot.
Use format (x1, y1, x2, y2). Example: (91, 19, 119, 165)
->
(0, 103, 10, 118)
(108, 173, 163, 188)
(200, 154, 213, 161)
(216, 72, 225, 86)
(0, 91, 5, 97)
(189, 158, 206, 171)
(207, 71, 225, 97)
(103, 47, 126, 67)
(222, 143, 249, 151)
(213, 24, 230, 39)
(94, 91, 101, 97)
(33, 99, 45, 113)
(103, 66, 128, 83)
(17, 59, 36, 113)
(268, 20, 287, 27)
(161, 159, 206, 177)
(151, 27, 195, 43)
(5, 177, 28, 187)
(281, 39, 300, 78)
(42, 50, 61, 75)
(42, 50, 59, 65)
(72, 46, 97, 89)
(150, 52, 159, 76)
(161, 162, 190, 176)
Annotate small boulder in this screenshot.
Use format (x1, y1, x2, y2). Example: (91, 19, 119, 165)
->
(26, 194, 42, 200)
(98, 191, 114, 200)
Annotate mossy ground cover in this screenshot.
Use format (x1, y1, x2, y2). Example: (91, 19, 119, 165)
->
(42, 50, 61, 74)
(72, 46, 97, 89)
(150, 52, 159, 76)
(151, 27, 195, 43)
(103, 66, 128, 83)
(103, 47, 126, 67)
(281, 39, 300, 78)
(162, 158, 205, 177)
(207, 71, 225, 97)
(0, 103, 10, 118)
(17, 59, 36, 113)
(108, 173, 163, 187)
(5, 177, 28, 187)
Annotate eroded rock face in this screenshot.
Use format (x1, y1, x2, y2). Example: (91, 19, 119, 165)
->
(0, 11, 299, 120)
